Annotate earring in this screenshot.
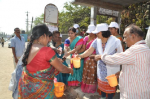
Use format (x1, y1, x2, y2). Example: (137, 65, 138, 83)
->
(38, 42, 41, 44)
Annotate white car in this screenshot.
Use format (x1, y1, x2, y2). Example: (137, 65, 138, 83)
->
(8, 40, 11, 48)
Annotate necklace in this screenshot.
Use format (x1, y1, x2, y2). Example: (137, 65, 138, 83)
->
(33, 42, 42, 45)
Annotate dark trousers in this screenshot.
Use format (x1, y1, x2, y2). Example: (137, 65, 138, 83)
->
(2, 42, 4, 47)
(101, 91, 114, 99)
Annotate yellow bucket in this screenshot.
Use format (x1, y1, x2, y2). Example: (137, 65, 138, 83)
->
(54, 82, 66, 98)
(106, 74, 118, 87)
(71, 57, 81, 68)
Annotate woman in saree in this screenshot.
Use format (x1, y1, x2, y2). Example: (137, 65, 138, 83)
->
(63, 27, 84, 86)
(18, 24, 73, 99)
(77, 23, 123, 99)
(77, 24, 97, 93)
(54, 34, 69, 85)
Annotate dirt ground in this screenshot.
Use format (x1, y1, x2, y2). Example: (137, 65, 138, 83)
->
(0, 42, 14, 99)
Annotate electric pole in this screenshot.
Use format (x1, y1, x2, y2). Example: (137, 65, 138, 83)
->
(25, 11, 29, 33)
(31, 17, 34, 30)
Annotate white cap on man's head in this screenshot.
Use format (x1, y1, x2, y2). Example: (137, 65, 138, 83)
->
(86, 24, 96, 33)
(73, 24, 79, 29)
(92, 23, 108, 34)
(109, 22, 119, 28)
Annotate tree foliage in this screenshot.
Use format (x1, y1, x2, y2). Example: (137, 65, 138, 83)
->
(58, 2, 91, 33)
(33, 14, 44, 26)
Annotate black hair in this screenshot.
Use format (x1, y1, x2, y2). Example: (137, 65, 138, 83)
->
(22, 24, 50, 66)
(126, 24, 144, 38)
(53, 31, 60, 36)
(68, 27, 76, 33)
(14, 27, 19, 31)
(49, 31, 53, 37)
(101, 31, 111, 38)
(111, 27, 119, 34)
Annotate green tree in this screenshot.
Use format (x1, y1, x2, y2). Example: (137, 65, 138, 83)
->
(33, 14, 44, 26)
(58, 2, 91, 33)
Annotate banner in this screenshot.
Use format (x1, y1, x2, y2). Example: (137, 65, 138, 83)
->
(47, 24, 58, 32)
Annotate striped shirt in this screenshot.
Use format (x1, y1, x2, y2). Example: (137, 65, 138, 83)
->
(101, 40, 150, 99)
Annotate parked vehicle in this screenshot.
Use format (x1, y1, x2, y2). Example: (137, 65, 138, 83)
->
(8, 40, 11, 48)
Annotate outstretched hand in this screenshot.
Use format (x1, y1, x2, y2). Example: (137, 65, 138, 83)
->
(58, 58, 64, 63)
(70, 68, 73, 75)
(63, 52, 70, 58)
(76, 54, 82, 58)
(94, 55, 101, 61)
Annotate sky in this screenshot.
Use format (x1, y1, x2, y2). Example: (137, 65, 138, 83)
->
(0, 0, 70, 35)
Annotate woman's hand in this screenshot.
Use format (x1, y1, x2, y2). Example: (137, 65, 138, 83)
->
(63, 52, 70, 58)
(89, 55, 95, 59)
(94, 55, 101, 61)
(70, 68, 73, 75)
(58, 58, 64, 63)
(76, 54, 82, 58)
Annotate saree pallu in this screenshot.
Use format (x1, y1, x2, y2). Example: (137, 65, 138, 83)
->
(81, 57, 97, 93)
(18, 66, 59, 99)
(67, 36, 84, 86)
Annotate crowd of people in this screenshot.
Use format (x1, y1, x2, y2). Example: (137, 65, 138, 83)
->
(9, 22, 150, 99)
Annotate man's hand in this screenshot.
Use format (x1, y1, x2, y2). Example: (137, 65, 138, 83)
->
(15, 57, 18, 63)
(115, 71, 120, 78)
(94, 55, 101, 61)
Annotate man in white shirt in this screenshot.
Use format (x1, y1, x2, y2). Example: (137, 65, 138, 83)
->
(96, 24, 150, 99)
(11, 28, 25, 68)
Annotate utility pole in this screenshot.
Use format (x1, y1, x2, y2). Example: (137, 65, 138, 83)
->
(25, 11, 29, 33)
(31, 17, 34, 30)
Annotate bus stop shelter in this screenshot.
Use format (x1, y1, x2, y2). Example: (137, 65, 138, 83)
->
(72, 0, 150, 25)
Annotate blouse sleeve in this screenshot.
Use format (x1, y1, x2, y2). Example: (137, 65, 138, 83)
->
(45, 47, 56, 62)
(83, 36, 88, 45)
(76, 38, 84, 46)
(64, 39, 70, 47)
(91, 39, 97, 49)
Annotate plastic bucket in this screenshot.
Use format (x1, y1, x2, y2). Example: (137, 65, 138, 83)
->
(72, 57, 81, 68)
(54, 82, 66, 98)
(106, 74, 118, 87)
(54, 90, 64, 98)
